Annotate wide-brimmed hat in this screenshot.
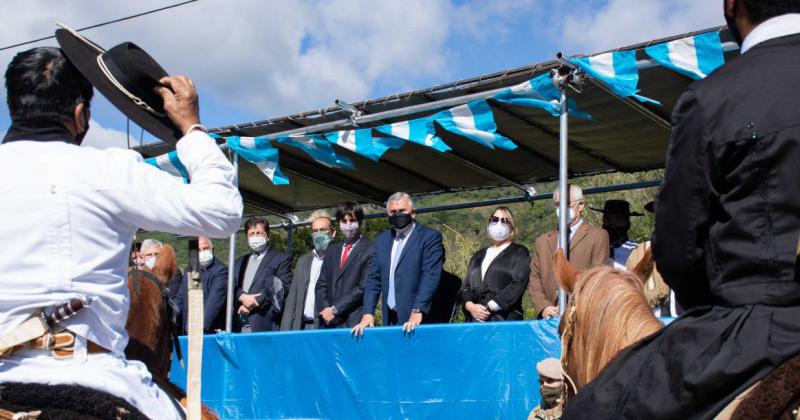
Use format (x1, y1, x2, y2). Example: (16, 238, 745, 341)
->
(55, 24, 182, 143)
(644, 200, 655, 213)
(591, 199, 644, 217)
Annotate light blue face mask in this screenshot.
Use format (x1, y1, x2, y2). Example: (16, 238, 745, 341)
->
(556, 207, 576, 224)
(312, 231, 333, 252)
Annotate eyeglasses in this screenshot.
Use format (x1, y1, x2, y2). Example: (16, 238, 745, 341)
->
(553, 200, 583, 208)
(488, 216, 511, 225)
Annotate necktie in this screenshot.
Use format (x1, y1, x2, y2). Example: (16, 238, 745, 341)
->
(340, 242, 352, 269)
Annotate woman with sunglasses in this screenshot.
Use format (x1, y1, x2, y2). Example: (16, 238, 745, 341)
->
(458, 206, 531, 322)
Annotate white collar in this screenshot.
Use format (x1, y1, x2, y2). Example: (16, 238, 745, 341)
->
(740, 14, 800, 54)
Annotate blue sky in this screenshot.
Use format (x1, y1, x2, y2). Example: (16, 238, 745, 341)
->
(0, 0, 723, 148)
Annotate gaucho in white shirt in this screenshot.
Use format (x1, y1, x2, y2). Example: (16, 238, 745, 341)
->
(0, 47, 241, 419)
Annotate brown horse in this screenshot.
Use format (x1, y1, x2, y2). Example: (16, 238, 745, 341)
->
(125, 243, 218, 419)
(553, 248, 800, 418)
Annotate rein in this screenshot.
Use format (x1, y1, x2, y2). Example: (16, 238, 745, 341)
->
(560, 298, 579, 404)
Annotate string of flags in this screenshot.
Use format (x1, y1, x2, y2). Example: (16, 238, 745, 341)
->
(148, 30, 727, 185)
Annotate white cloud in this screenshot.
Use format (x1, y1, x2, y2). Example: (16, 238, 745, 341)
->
(556, 0, 724, 55)
(81, 118, 128, 149)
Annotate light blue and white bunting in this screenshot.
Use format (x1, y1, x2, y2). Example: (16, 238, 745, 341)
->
(645, 31, 725, 80)
(492, 73, 592, 119)
(324, 128, 403, 161)
(145, 151, 189, 183)
(374, 118, 451, 152)
(433, 99, 517, 150)
(226, 136, 289, 185)
(569, 50, 660, 105)
(276, 134, 355, 169)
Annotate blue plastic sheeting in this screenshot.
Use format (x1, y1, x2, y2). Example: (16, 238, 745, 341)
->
(171, 319, 561, 419)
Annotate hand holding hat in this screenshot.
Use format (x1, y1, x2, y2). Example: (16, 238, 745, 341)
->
(153, 75, 201, 136)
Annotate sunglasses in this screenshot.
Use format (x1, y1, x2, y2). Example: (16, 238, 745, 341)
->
(488, 216, 511, 225)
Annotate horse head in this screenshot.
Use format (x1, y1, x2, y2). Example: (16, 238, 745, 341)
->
(151, 243, 179, 286)
(553, 249, 663, 400)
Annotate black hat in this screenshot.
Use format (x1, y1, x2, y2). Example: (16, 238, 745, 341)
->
(591, 199, 644, 217)
(644, 200, 654, 213)
(55, 24, 182, 143)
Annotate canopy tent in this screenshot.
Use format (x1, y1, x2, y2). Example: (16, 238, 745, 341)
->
(135, 27, 737, 216)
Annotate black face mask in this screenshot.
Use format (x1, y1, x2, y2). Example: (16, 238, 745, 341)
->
(73, 108, 90, 145)
(725, 0, 744, 45)
(388, 212, 412, 230)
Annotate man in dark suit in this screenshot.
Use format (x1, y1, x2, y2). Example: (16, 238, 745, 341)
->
(564, 2, 800, 418)
(316, 202, 373, 328)
(281, 211, 335, 330)
(174, 236, 228, 333)
(234, 216, 292, 332)
(352, 192, 444, 335)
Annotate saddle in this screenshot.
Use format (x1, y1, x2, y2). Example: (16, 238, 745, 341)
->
(0, 382, 147, 420)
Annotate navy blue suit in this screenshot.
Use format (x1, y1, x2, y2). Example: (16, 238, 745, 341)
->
(362, 223, 444, 324)
(174, 257, 228, 333)
(233, 248, 292, 332)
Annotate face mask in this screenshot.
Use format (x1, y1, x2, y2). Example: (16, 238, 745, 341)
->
(555, 207, 576, 224)
(540, 385, 562, 408)
(487, 222, 511, 242)
(74, 107, 90, 145)
(199, 250, 214, 268)
(724, 0, 744, 45)
(248, 235, 268, 252)
(312, 231, 333, 252)
(144, 256, 156, 269)
(388, 212, 412, 230)
(339, 221, 360, 240)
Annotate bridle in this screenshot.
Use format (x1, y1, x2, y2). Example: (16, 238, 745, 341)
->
(559, 296, 579, 405)
(130, 269, 184, 366)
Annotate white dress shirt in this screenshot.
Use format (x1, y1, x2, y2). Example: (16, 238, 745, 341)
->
(0, 130, 242, 419)
(303, 250, 325, 320)
(740, 14, 800, 54)
(481, 242, 511, 280)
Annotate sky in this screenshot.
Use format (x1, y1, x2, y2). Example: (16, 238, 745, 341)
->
(0, 0, 724, 149)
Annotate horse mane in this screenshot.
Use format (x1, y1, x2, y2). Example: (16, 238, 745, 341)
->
(565, 264, 663, 391)
(150, 243, 178, 285)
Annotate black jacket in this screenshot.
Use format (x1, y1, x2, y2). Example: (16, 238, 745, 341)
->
(233, 248, 292, 332)
(653, 33, 800, 309)
(174, 257, 228, 333)
(458, 242, 530, 321)
(316, 238, 373, 328)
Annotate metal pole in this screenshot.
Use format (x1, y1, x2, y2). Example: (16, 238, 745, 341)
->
(225, 153, 239, 333)
(557, 88, 569, 315)
(286, 223, 294, 257)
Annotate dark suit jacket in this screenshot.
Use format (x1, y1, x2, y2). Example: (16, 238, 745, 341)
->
(174, 258, 228, 333)
(280, 251, 318, 330)
(233, 247, 292, 332)
(316, 238, 373, 328)
(363, 223, 444, 325)
(528, 222, 609, 315)
(459, 242, 530, 321)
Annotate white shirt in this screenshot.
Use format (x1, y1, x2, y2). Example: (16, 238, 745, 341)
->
(303, 251, 325, 320)
(557, 218, 583, 249)
(481, 242, 511, 280)
(740, 14, 800, 54)
(0, 131, 242, 355)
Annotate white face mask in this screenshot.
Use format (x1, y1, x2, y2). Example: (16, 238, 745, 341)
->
(487, 222, 511, 242)
(556, 207, 577, 224)
(199, 250, 214, 268)
(248, 235, 268, 252)
(144, 256, 156, 269)
(340, 221, 360, 240)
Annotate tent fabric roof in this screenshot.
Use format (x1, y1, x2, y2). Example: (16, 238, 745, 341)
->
(135, 27, 737, 215)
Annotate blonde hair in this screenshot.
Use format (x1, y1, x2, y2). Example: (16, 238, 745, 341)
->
(491, 206, 517, 240)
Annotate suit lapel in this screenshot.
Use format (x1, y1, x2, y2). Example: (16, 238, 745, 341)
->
(338, 239, 364, 281)
(484, 244, 514, 276)
(569, 223, 590, 252)
(298, 253, 313, 302)
(250, 249, 274, 292)
(396, 225, 422, 266)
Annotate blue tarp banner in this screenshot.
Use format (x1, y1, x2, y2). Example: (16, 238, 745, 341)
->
(171, 319, 561, 419)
